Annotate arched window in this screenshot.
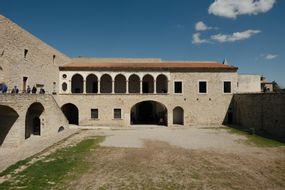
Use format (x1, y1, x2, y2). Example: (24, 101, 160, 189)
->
(173, 106, 184, 125)
(115, 74, 126, 93)
(100, 74, 112, 93)
(156, 74, 168, 93)
(142, 74, 154, 93)
(129, 74, 140, 93)
(86, 74, 98, 93)
(71, 74, 83, 93)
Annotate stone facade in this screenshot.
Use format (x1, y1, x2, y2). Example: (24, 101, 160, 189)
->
(57, 71, 237, 127)
(0, 15, 71, 94)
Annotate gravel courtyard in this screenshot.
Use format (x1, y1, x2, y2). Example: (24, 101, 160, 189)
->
(1, 125, 285, 189)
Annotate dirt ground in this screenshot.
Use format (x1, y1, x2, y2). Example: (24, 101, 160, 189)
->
(62, 126, 285, 189)
(2, 126, 285, 189)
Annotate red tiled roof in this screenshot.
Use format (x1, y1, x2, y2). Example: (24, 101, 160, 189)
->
(59, 58, 238, 72)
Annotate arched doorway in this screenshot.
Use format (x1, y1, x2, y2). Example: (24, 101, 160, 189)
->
(0, 105, 19, 146)
(173, 106, 184, 125)
(71, 74, 83, 93)
(25, 102, 44, 139)
(100, 74, 112, 93)
(131, 101, 167, 126)
(115, 74, 126, 93)
(86, 74, 98, 93)
(129, 74, 140, 93)
(61, 103, 79, 125)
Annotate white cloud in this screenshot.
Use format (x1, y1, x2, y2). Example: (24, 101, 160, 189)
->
(195, 21, 217, 31)
(192, 33, 210, 44)
(210, 29, 261, 43)
(261, 54, 278, 60)
(208, 0, 276, 19)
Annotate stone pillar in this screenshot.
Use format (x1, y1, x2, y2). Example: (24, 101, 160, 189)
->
(83, 80, 86, 94)
(167, 108, 173, 127)
(126, 80, 129, 94)
(68, 80, 72, 94)
(98, 80, 101, 94)
(154, 80, 156, 94)
(112, 80, 115, 94)
(140, 80, 143, 94)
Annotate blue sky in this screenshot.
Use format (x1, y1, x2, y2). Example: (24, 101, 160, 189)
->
(1, 0, 284, 86)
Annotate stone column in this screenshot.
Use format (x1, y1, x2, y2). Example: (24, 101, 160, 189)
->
(68, 80, 72, 94)
(126, 80, 129, 94)
(154, 80, 156, 94)
(83, 80, 86, 94)
(140, 80, 143, 94)
(112, 80, 115, 94)
(98, 80, 101, 94)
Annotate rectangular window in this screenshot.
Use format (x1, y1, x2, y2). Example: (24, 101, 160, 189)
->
(174, 81, 182, 93)
(24, 49, 28, 59)
(199, 81, 207, 93)
(224, 81, 231, 93)
(114, 109, 121, 119)
(91, 109, 98, 119)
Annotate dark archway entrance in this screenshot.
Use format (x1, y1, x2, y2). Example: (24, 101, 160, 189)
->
(0, 105, 19, 146)
(25, 102, 44, 139)
(131, 101, 167, 126)
(61, 103, 79, 125)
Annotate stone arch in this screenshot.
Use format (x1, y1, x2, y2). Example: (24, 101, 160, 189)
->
(0, 105, 19, 146)
(61, 103, 79, 125)
(129, 74, 140, 93)
(71, 74, 83, 93)
(115, 74, 126, 93)
(156, 74, 168, 93)
(86, 74, 98, 93)
(142, 74, 154, 93)
(25, 102, 44, 139)
(131, 100, 167, 126)
(100, 74, 112, 93)
(173, 106, 184, 125)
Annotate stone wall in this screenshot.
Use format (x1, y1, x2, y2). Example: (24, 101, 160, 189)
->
(56, 71, 237, 127)
(237, 74, 260, 93)
(0, 15, 71, 94)
(0, 94, 71, 148)
(232, 93, 285, 139)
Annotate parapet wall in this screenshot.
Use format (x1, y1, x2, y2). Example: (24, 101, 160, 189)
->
(0, 94, 75, 171)
(232, 93, 285, 139)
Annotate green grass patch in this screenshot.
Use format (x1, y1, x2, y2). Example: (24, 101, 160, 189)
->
(0, 158, 31, 177)
(0, 136, 105, 190)
(225, 127, 285, 147)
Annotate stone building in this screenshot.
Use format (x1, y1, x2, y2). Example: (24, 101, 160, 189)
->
(0, 14, 261, 150)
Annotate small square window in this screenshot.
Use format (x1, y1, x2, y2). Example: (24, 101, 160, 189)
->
(224, 81, 231, 93)
(114, 109, 121, 119)
(174, 81, 182, 93)
(199, 81, 207, 93)
(91, 109, 98, 119)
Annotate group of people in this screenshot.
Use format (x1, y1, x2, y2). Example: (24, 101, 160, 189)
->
(0, 84, 45, 94)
